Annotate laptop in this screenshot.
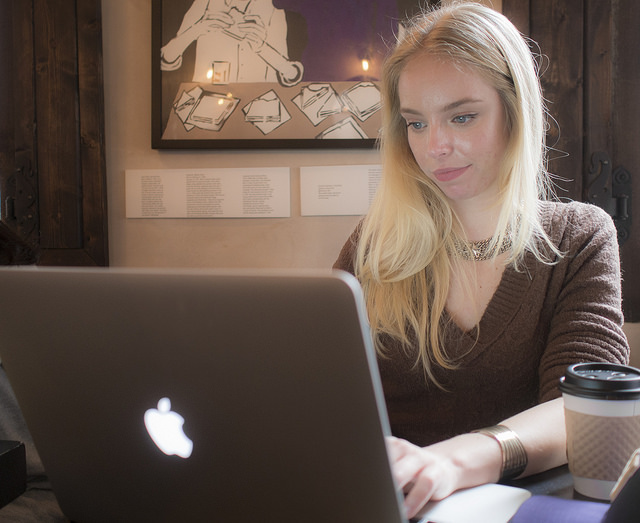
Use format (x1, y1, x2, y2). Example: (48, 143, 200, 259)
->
(0, 267, 407, 522)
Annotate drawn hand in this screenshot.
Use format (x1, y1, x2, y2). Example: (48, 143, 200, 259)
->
(236, 14, 267, 51)
(199, 10, 235, 35)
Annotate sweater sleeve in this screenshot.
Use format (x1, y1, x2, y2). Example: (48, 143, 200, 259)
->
(538, 202, 630, 402)
(332, 224, 361, 275)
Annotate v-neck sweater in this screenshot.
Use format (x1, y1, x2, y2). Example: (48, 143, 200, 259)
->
(333, 201, 630, 446)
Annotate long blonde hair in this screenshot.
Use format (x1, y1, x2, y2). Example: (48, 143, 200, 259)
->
(355, 2, 559, 384)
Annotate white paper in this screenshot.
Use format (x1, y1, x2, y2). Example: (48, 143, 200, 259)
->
(300, 164, 382, 216)
(416, 483, 531, 523)
(125, 168, 290, 218)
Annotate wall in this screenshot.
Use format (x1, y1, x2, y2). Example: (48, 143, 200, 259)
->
(101, 1, 639, 359)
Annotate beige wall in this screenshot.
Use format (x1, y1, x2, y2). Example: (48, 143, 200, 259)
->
(101, 1, 639, 359)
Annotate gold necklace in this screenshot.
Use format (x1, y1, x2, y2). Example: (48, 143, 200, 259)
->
(452, 234, 512, 261)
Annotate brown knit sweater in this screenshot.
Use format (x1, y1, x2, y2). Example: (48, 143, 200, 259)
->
(333, 201, 630, 446)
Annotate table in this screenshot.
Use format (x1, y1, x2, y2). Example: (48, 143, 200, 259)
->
(506, 464, 605, 501)
(0, 465, 606, 522)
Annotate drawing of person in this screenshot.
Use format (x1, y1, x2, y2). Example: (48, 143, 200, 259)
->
(161, 0, 303, 86)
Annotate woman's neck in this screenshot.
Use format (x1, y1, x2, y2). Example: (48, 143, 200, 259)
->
(451, 198, 502, 242)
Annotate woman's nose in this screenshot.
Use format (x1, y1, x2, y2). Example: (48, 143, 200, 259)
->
(426, 125, 453, 158)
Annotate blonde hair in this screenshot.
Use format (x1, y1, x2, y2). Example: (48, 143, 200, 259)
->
(356, 2, 559, 384)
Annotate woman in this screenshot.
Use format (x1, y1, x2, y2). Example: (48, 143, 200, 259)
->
(333, 2, 629, 518)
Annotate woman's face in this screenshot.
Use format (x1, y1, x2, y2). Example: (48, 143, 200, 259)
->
(398, 54, 508, 209)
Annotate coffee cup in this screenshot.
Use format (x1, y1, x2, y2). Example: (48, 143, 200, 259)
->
(559, 362, 640, 500)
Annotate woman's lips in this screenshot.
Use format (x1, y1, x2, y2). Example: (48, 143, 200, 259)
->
(432, 165, 470, 182)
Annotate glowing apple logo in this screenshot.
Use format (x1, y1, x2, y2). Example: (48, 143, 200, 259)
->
(144, 397, 193, 458)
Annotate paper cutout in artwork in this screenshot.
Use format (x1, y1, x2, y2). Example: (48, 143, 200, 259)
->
(292, 83, 343, 126)
(341, 82, 381, 121)
(173, 86, 240, 132)
(242, 90, 291, 135)
(316, 117, 368, 139)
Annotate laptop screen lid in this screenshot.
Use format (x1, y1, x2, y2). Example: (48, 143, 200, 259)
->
(0, 267, 406, 523)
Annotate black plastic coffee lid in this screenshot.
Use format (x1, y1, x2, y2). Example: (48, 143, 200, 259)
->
(559, 363, 640, 400)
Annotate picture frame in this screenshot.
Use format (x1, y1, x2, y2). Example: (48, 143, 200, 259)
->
(151, 0, 426, 150)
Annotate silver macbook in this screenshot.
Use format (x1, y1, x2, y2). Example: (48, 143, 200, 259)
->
(0, 267, 406, 522)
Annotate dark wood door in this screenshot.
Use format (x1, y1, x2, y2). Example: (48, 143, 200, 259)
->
(503, 0, 640, 321)
(0, 0, 108, 266)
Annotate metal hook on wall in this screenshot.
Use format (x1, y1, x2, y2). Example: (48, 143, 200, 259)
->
(586, 152, 632, 246)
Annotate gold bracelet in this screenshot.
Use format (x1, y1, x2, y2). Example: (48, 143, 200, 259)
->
(472, 425, 528, 480)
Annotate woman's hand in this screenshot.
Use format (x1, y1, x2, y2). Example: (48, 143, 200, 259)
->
(386, 399, 568, 519)
(387, 431, 506, 519)
(387, 436, 461, 519)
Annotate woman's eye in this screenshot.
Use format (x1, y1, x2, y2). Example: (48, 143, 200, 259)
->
(453, 114, 476, 124)
(407, 121, 425, 130)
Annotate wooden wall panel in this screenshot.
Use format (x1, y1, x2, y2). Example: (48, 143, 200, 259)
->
(1, 0, 109, 266)
(503, 0, 639, 320)
(76, 0, 109, 266)
(34, 0, 83, 250)
(583, 0, 613, 162)
(611, 0, 640, 320)
(0, 0, 38, 246)
(531, 0, 585, 201)
(504, 0, 584, 201)
(501, 0, 530, 34)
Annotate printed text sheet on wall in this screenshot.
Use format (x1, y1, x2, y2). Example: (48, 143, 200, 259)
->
(125, 168, 291, 218)
(300, 165, 382, 216)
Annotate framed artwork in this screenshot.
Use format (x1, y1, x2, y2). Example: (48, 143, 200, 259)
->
(151, 0, 427, 149)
